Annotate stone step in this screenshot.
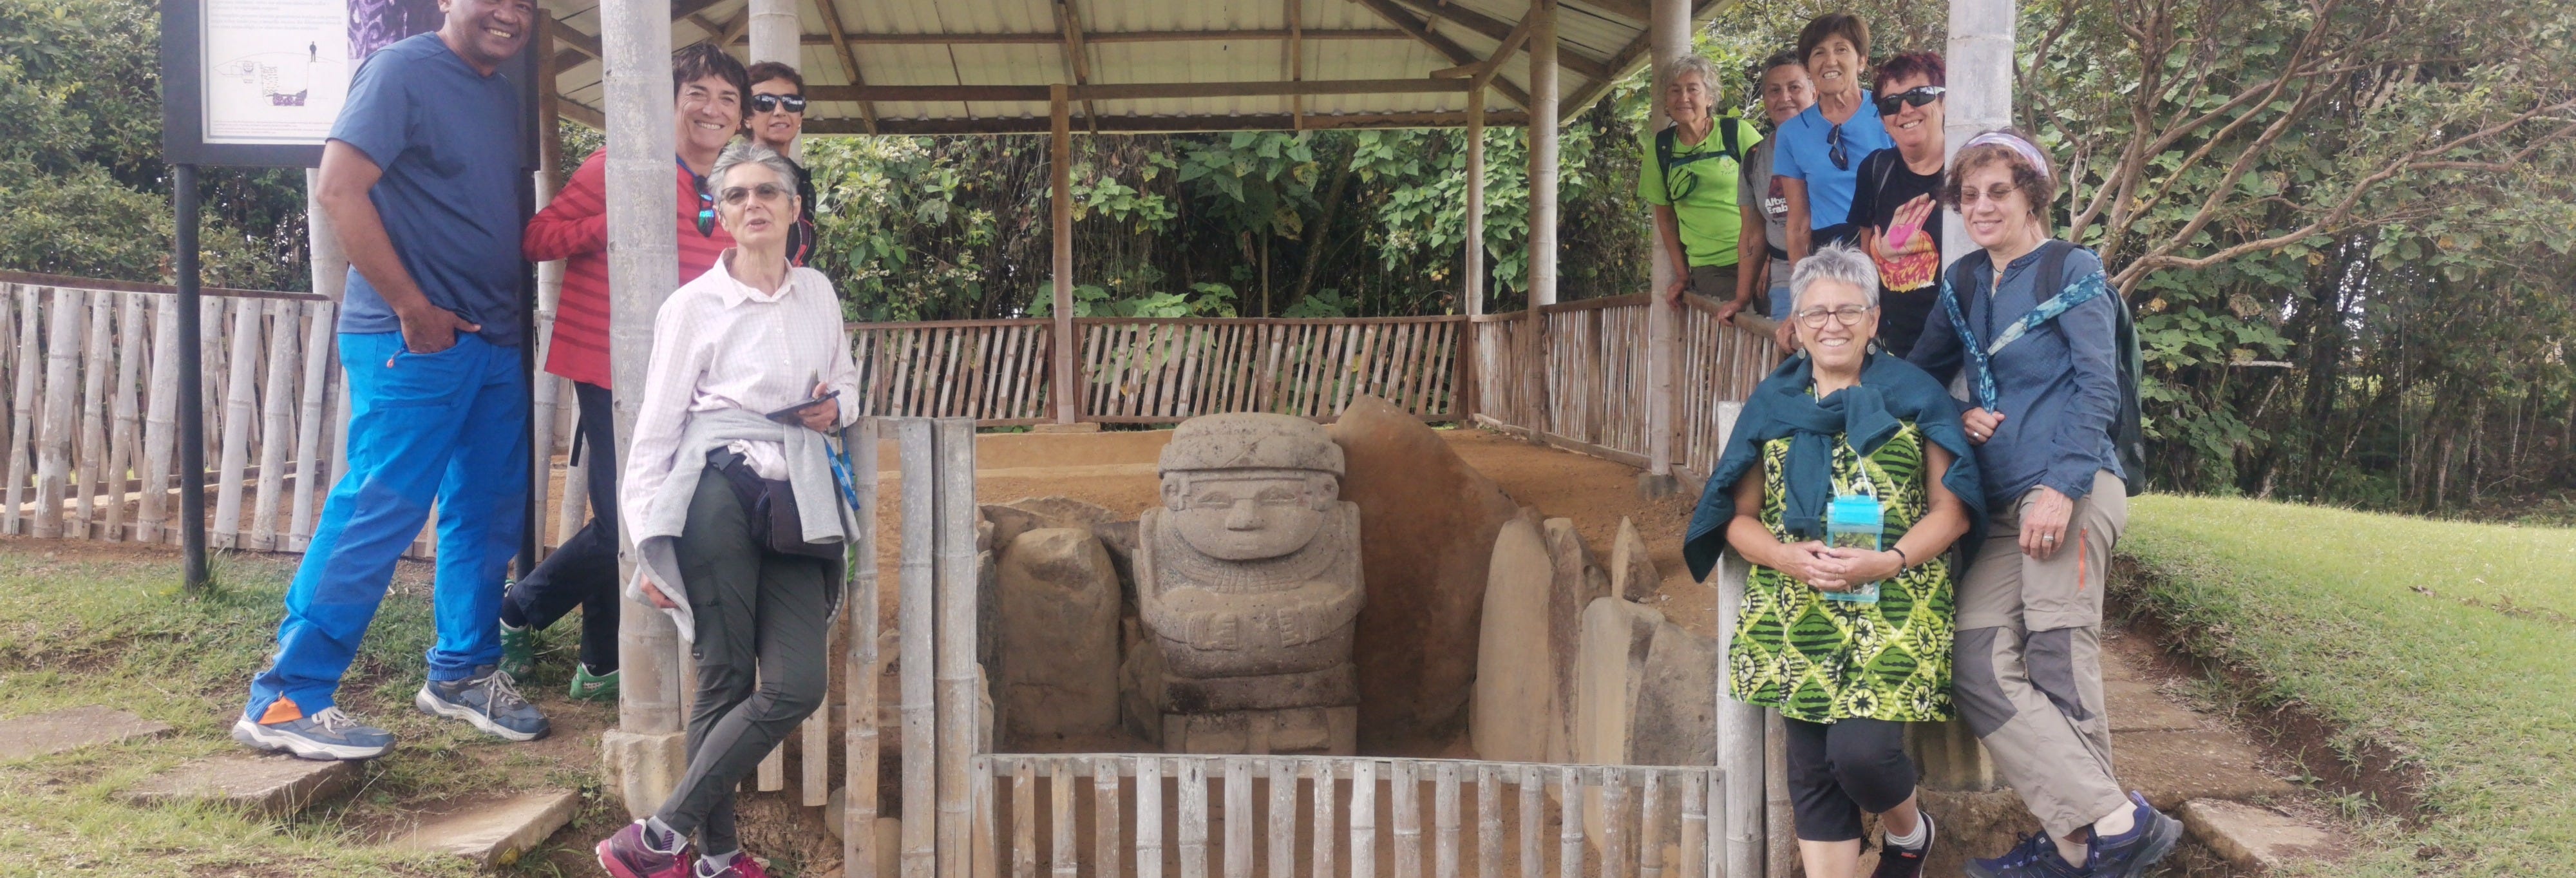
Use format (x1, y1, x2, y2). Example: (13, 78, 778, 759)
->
(386, 789, 583, 868)
(2180, 798, 2345, 872)
(119, 754, 361, 817)
(0, 706, 174, 760)
(2112, 729, 2298, 810)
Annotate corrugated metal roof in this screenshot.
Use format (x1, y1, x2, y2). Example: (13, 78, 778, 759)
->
(545, 0, 1728, 133)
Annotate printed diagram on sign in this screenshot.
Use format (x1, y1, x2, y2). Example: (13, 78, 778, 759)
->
(213, 48, 332, 106)
(200, 0, 349, 144)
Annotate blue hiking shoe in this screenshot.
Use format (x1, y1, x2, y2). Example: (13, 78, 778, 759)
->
(1965, 828, 2088, 878)
(2085, 792, 2184, 878)
(231, 707, 394, 761)
(416, 665, 550, 741)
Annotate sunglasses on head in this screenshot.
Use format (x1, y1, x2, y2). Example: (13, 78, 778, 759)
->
(750, 93, 806, 114)
(1873, 86, 1946, 115)
(1827, 123, 1849, 171)
(694, 181, 716, 236)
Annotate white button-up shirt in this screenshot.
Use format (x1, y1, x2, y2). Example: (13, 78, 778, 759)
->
(621, 249, 861, 535)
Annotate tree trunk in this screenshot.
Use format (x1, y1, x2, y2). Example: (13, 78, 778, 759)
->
(1287, 153, 1356, 315)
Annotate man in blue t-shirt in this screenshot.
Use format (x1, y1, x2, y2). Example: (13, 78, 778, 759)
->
(234, 0, 549, 761)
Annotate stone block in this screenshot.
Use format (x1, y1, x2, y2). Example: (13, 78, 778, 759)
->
(982, 496, 1121, 563)
(1330, 395, 1522, 747)
(998, 528, 1122, 741)
(822, 789, 905, 878)
(2114, 730, 2297, 809)
(2105, 678, 2205, 732)
(0, 705, 172, 759)
(120, 754, 360, 816)
(1629, 620, 1717, 766)
(1470, 515, 1561, 763)
(1610, 516, 1662, 601)
(601, 729, 688, 819)
(1571, 596, 1662, 767)
(387, 789, 582, 867)
(1909, 719, 1997, 792)
(1160, 706, 1356, 756)
(2180, 798, 2342, 872)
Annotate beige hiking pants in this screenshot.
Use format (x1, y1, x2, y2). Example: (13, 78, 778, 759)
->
(1954, 470, 2130, 837)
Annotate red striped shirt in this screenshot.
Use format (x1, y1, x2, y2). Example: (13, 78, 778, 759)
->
(526, 148, 735, 388)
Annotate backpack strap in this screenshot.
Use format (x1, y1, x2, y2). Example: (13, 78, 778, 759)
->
(1655, 126, 1679, 205)
(1720, 115, 1742, 164)
(2035, 238, 2075, 294)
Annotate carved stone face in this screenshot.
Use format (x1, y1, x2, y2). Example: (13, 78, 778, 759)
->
(1162, 470, 1340, 561)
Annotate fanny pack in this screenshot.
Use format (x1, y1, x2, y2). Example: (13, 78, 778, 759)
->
(710, 448, 840, 561)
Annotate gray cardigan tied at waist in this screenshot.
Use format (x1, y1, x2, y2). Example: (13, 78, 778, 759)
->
(623, 406, 856, 640)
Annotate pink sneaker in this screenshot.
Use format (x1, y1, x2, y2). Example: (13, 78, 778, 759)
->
(596, 820, 690, 878)
(699, 852, 773, 878)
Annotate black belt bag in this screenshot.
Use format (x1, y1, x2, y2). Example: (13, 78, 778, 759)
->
(710, 448, 842, 561)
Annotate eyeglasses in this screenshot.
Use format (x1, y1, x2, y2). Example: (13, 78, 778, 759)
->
(1795, 304, 1875, 329)
(1957, 184, 2021, 206)
(1826, 123, 1849, 170)
(719, 182, 793, 205)
(750, 93, 806, 114)
(1873, 86, 1945, 115)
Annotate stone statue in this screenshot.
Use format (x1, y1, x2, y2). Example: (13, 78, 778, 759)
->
(1124, 413, 1363, 755)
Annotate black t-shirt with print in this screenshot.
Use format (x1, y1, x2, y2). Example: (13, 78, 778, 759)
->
(1846, 148, 1944, 356)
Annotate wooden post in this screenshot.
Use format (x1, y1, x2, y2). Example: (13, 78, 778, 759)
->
(4, 288, 40, 536)
(1141, 757, 1168, 878)
(34, 287, 82, 539)
(251, 299, 298, 549)
(936, 418, 981, 878)
(77, 291, 113, 538)
(1099, 758, 1126, 878)
(527, 14, 564, 561)
(211, 298, 259, 548)
(1049, 86, 1077, 425)
(1349, 760, 1377, 878)
(1520, 0, 1558, 437)
(748, 0, 800, 68)
(1310, 760, 1336, 878)
(1556, 768, 1582, 878)
(1640, 0, 1689, 495)
(601, 0, 687, 817)
(288, 300, 335, 549)
(108, 293, 148, 541)
(898, 418, 939, 878)
(1714, 404, 1765, 878)
(849, 418, 884, 878)
(1269, 759, 1296, 878)
(136, 295, 179, 544)
(1225, 759, 1254, 878)
(1458, 88, 1486, 423)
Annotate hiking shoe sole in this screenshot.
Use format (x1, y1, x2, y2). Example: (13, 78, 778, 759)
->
(231, 716, 388, 761)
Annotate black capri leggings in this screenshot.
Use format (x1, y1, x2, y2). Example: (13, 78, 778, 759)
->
(1782, 716, 1918, 842)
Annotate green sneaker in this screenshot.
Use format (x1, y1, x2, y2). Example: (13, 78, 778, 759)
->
(498, 617, 535, 682)
(569, 665, 619, 702)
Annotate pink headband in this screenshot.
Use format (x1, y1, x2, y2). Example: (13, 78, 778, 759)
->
(1962, 131, 2050, 180)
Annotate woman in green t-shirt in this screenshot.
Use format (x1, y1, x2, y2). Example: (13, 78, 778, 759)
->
(1642, 53, 1765, 312)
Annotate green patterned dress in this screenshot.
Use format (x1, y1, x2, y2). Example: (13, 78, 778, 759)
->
(1727, 420, 1955, 723)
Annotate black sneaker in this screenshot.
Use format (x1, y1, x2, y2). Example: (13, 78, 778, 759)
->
(1871, 811, 1933, 878)
(1965, 828, 2088, 878)
(2085, 792, 2183, 878)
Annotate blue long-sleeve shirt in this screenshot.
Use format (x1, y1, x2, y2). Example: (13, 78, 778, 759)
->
(1906, 245, 2126, 509)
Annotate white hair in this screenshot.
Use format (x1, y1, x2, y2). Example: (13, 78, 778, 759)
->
(1788, 242, 1880, 310)
(709, 142, 799, 199)
(1666, 53, 1723, 98)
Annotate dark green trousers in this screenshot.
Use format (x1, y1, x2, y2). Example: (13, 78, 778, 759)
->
(654, 453, 835, 855)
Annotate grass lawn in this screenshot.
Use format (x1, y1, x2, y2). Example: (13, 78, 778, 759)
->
(2119, 495, 2576, 877)
(0, 540, 620, 877)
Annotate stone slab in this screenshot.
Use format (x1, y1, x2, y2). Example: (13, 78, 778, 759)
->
(120, 754, 361, 816)
(2114, 730, 2295, 810)
(2180, 798, 2342, 872)
(387, 789, 583, 868)
(2107, 678, 2206, 732)
(0, 706, 173, 760)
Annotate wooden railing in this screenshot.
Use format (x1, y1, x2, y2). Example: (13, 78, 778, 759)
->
(971, 753, 1724, 878)
(1470, 294, 1781, 484)
(852, 320, 1057, 425)
(1076, 317, 1465, 425)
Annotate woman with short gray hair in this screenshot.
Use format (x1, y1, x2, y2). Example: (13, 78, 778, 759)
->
(1685, 245, 1984, 878)
(595, 141, 864, 878)
(1642, 51, 1767, 319)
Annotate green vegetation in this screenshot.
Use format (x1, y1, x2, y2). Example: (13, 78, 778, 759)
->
(2119, 495, 2576, 876)
(0, 545, 611, 875)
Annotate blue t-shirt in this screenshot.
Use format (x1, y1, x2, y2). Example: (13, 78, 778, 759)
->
(328, 33, 527, 347)
(1771, 92, 1896, 236)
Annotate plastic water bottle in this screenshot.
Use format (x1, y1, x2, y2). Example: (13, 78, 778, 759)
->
(1823, 493, 1884, 604)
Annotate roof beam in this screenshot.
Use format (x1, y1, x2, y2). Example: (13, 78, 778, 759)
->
(812, 78, 1475, 104)
(1343, 0, 1532, 109)
(720, 29, 1407, 46)
(554, 23, 603, 59)
(806, 109, 1532, 135)
(556, 96, 607, 129)
(1575, 0, 1650, 22)
(671, 0, 725, 21)
(811, 0, 881, 133)
(1053, 0, 1101, 132)
(1384, 0, 1611, 79)
(1432, 7, 1535, 82)
(1555, 0, 1723, 123)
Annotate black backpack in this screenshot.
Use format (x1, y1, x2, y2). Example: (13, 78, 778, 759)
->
(1653, 115, 1746, 204)
(1956, 240, 2149, 495)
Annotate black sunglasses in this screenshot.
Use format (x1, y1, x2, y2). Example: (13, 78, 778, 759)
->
(750, 93, 806, 114)
(694, 180, 716, 237)
(1873, 86, 1946, 115)
(1827, 123, 1849, 171)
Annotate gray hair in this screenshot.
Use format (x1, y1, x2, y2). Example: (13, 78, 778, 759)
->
(708, 142, 800, 202)
(1665, 53, 1723, 98)
(1788, 242, 1880, 310)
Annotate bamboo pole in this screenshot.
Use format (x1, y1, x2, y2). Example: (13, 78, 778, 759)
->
(1765, 713, 1793, 878)
(34, 287, 82, 539)
(77, 291, 113, 537)
(3, 287, 37, 536)
(287, 302, 334, 548)
(1604, 770, 1631, 878)
(1013, 761, 1037, 878)
(760, 737, 788, 790)
(1140, 757, 1167, 878)
(1179, 758, 1210, 878)
(1557, 769, 1583, 878)
(1392, 760, 1420, 878)
(1519, 767, 1542, 878)
(1475, 767, 1501, 878)
(936, 418, 980, 878)
(137, 296, 180, 543)
(1710, 394, 1765, 878)
(898, 418, 939, 878)
(251, 299, 298, 549)
(1310, 760, 1336, 878)
(1434, 763, 1460, 878)
(1225, 758, 1253, 878)
(1049, 86, 1077, 424)
(849, 418, 884, 878)
(107, 293, 147, 541)
(211, 297, 259, 548)
(976, 761, 1001, 878)
(1640, 0, 1688, 486)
